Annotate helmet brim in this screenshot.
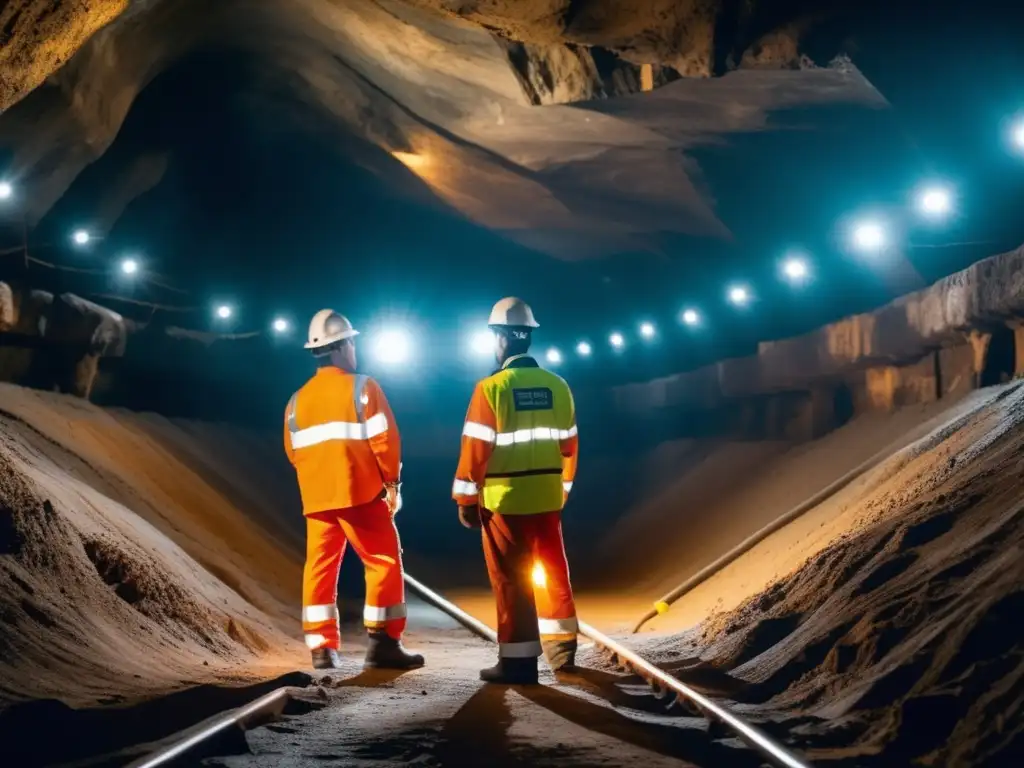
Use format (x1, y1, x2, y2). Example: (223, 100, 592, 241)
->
(303, 328, 359, 350)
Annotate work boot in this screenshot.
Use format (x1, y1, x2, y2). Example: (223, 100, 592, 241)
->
(363, 630, 425, 670)
(479, 657, 539, 685)
(543, 638, 578, 673)
(310, 648, 344, 670)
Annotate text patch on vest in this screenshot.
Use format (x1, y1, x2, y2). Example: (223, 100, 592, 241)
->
(512, 387, 553, 411)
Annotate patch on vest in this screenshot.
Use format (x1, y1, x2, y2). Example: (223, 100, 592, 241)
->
(512, 387, 553, 411)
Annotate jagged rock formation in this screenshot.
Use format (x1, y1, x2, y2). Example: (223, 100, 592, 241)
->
(0, 0, 893, 261)
(0, 1, 845, 113)
(614, 244, 1024, 444)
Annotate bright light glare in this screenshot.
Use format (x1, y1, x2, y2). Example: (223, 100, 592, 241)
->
(470, 330, 494, 356)
(0, 181, 11, 200)
(576, 341, 592, 357)
(216, 305, 233, 320)
(73, 230, 90, 245)
(392, 151, 429, 171)
(639, 322, 656, 339)
(373, 329, 412, 365)
(531, 562, 546, 588)
(917, 186, 952, 218)
(681, 308, 700, 326)
(1013, 120, 1024, 150)
(272, 318, 289, 334)
(728, 285, 750, 306)
(120, 258, 138, 275)
(783, 257, 808, 282)
(609, 332, 625, 349)
(852, 220, 885, 251)
(546, 347, 562, 365)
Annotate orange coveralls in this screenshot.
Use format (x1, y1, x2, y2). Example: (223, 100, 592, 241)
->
(285, 367, 406, 650)
(452, 357, 579, 663)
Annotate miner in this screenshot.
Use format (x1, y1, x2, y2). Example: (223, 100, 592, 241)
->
(284, 309, 423, 671)
(453, 297, 580, 684)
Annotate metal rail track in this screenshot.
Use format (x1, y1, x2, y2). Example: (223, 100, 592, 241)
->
(404, 574, 811, 768)
(127, 574, 810, 768)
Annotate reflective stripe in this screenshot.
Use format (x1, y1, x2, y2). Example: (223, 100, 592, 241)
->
(353, 373, 369, 421)
(363, 603, 408, 622)
(562, 481, 573, 493)
(302, 604, 340, 623)
(492, 426, 576, 446)
(453, 479, 479, 495)
(365, 412, 389, 438)
(290, 421, 369, 448)
(463, 421, 496, 443)
(286, 377, 388, 449)
(500, 640, 542, 658)
(304, 633, 328, 649)
(287, 394, 298, 432)
(539, 617, 579, 635)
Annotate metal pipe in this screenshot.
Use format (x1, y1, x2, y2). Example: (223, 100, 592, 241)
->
(632, 440, 901, 633)
(578, 619, 810, 768)
(404, 573, 498, 643)
(125, 687, 293, 768)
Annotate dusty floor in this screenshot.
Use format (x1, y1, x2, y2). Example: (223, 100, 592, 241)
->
(204, 599, 762, 768)
(2, 381, 1023, 765)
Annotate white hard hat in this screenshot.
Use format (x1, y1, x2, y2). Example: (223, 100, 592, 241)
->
(304, 309, 359, 351)
(488, 297, 539, 328)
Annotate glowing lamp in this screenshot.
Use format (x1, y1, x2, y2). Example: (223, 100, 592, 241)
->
(373, 329, 412, 365)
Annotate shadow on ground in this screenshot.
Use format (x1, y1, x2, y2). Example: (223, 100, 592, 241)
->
(0, 672, 312, 768)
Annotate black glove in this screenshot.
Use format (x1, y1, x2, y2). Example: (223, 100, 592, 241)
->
(458, 504, 481, 529)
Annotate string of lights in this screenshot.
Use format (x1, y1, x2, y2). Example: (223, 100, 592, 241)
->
(2, 113, 1023, 366)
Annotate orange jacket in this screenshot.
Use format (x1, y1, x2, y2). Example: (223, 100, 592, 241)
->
(284, 367, 401, 515)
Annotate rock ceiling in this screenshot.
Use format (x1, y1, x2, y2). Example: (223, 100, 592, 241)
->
(0, 0, 896, 261)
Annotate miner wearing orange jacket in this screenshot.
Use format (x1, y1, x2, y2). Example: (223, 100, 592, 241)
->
(453, 297, 579, 684)
(285, 309, 423, 671)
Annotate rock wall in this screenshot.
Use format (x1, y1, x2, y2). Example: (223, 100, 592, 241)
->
(614, 244, 1024, 441)
(3, 243, 1023, 439)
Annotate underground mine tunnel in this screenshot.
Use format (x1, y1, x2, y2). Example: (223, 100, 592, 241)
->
(1, 1, 1023, 766)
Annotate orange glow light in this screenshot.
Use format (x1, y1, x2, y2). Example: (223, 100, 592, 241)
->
(531, 561, 546, 589)
(392, 151, 428, 171)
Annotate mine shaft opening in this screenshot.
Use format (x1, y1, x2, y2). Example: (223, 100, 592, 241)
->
(980, 326, 1017, 387)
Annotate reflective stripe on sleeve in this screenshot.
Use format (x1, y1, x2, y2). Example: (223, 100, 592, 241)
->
(463, 421, 496, 442)
(499, 640, 543, 658)
(562, 481, 573, 493)
(538, 617, 579, 635)
(287, 394, 299, 432)
(453, 479, 479, 496)
(363, 603, 408, 622)
(302, 604, 340, 623)
(364, 412, 389, 438)
(353, 373, 369, 421)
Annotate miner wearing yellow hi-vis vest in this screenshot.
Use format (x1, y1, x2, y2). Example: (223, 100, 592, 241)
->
(453, 297, 579, 685)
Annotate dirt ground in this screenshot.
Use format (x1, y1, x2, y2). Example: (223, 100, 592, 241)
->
(204, 602, 759, 768)
(615, 382, 1024, 765)
(2, 380, 1022, 765)
(0, 383, 310, 767)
